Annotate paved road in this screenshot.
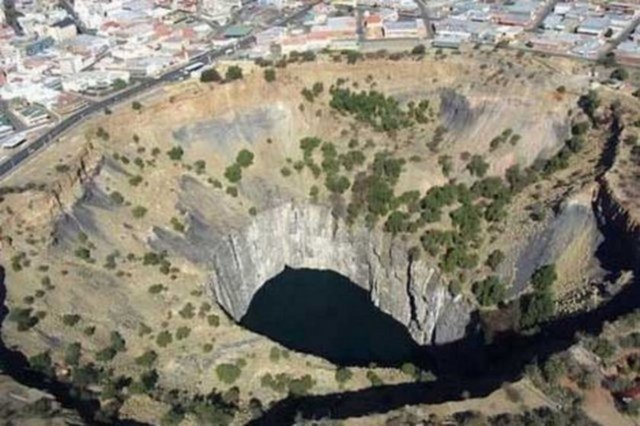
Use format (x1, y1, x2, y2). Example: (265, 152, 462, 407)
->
(0, 2, 316, 182)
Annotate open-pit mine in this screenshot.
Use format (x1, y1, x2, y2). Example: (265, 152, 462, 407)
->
(2, 49, 640, 426)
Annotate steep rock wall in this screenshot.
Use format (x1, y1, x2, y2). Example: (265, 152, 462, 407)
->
(507, 188, 604, 296)
(207, 203, 472, 346)
(595, 180, 640, 268)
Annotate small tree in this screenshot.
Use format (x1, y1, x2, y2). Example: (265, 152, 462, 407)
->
(236, 149, 254, 168)
(224, 164, 242, 183)
(467, 155, 489, 177)
(472, 276, 506, 306)
(156, 331, 173, 347)
(411, 44, 426, 55)
(531, 264, 557, 291)
(64, 342, 82, 366)
(110, 191, 125, 205)
(167, 146, 184, 161)
(225, 66, 243, 81)
(62, 314, 81, 327)
(486, 249, 505, 271)
(200, 68, 222, 83)
(131, 206, 148, 218)
(113, 78, 127, 90)
(611, 67, 629, 81)
(216, 363, 242, 384)
(335, 367, 352, 385)
(132, 101, 142, 111)
(264, 68, 276, 82)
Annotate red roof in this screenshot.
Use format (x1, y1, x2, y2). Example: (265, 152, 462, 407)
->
(619, 387, 640, 400)
(365, 15, 382, 25)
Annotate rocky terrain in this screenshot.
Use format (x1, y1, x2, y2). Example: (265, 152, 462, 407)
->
(0, 48, 638, 424)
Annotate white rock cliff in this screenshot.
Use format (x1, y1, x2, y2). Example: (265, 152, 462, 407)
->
(206, 203, 472, 345)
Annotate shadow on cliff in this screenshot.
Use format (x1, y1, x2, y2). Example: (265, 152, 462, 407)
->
(241, 267, 424, 366)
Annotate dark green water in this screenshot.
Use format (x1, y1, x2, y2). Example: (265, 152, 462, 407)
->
(241, 267, 422, 366)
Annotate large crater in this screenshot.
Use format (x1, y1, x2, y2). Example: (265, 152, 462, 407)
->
(212, 202, 471, 346)
(151, 198, 472, 346)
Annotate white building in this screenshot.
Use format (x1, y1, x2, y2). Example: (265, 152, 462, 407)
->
(75, 0, 126, 30)
(61, 70, 130, 93)
(198, 0, 242, 24)
(57, 54, 85, 74)
(0, 81, 60, 107)
(48, 17, 77, 41)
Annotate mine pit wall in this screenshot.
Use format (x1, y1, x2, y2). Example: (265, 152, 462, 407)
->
(209, 203, 472, 346)
(594, 181, 640, 270)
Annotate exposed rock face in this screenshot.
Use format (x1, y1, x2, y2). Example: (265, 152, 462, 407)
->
(206, 203, 472, 346)
(595, 180, 640, 267)
(509, 189, 604, 296)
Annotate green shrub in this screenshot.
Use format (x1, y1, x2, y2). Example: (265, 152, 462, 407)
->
(236, 149, 254, 168)
(325, 174, 350, 194)
(472, 276, 506, 306)
(156, 331, 173, 347)
(74, 247, 91, 261)
(179, 303, 195, 319)
(110, 331, 126, 352)
(486, 250, 505, 271)
(109, 191, 125, 205)
(411, 44, 426, 55)
(225, 66, 243, 81)
(55, 164, 70, 173)
(96, 346, 117, 362)
(288, 374, 314, 395)
(335, 367, 353, 384)
(193, 160, 206, 174)
(129, 175, 143, 186)
(131, 206, 147, 218)
(588, 337, 617, 360)
(269, 347, 281, 362)
(176, 326, 191, 340)
(224, 164, 242, 183)
(264, 68, 276, 82)
(62, 314, 81, 327)
(531, 264, 557, 291)
(29, 352, 53, 375)
(329, 87, 411, 132)
(207, 315, 220, 327)
(201, 68, 222, 83)
(366, 370, 383, 386)
(64, 342, 82, 366)
(135, 350, 158, 368)
(167, 146, 184, 161)
(401, 362, 417, 377)
(216, 363, 242, 384)
(170, 217, 185, 233)
(519, 289, 554, 329)
(467, 155, 489, 177)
